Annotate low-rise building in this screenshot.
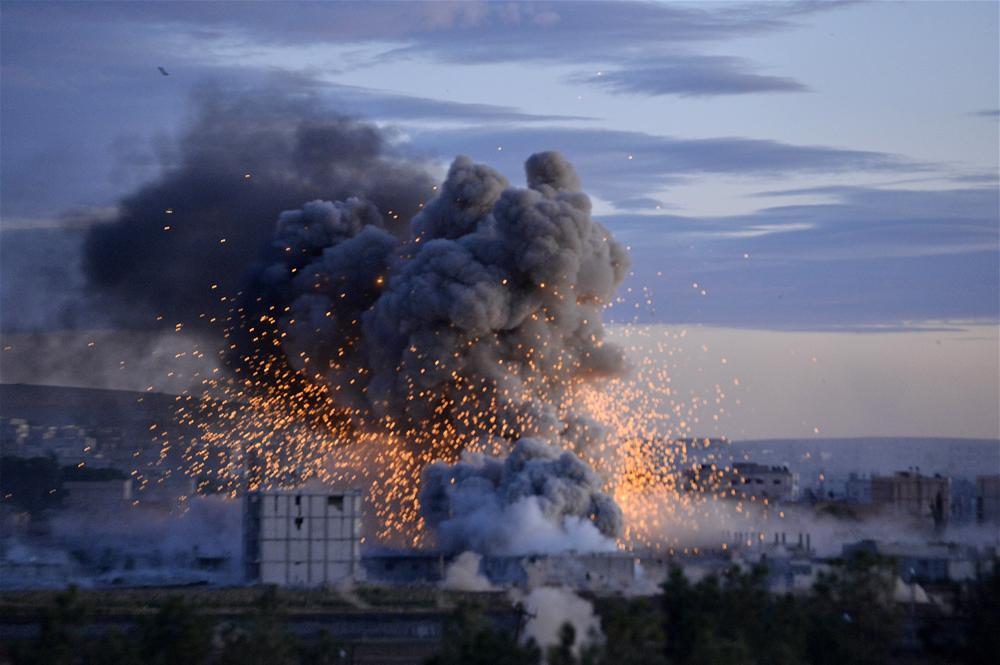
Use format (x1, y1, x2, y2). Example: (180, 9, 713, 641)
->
(363, 553, 446, 585)
(732, 462, 798, 502)
(871, 470, 950, 526)
(682, 462, 797, 503)
(842, 540, 981, 583)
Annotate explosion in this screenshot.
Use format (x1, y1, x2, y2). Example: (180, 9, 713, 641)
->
(85, 94, 731, 551)
(185, 150, 635, 547)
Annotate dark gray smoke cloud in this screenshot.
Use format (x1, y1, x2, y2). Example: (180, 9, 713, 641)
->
(238, 150, 630, 441)
(82, 87, 435, 325)
(419, 438, 622, 555)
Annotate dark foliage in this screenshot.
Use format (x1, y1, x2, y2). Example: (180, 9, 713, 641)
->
(424, 602, 542, 665)
(660, 556, 903, 665)
(9, 586, 350, 665)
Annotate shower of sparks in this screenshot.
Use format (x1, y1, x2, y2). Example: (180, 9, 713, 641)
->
(139, 155, 766, 551)
(150, 294, 750, 551)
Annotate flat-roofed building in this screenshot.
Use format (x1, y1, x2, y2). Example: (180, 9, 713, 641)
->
(243, 487, 362, 586)
(871, 471, 950, 526)
(732, 462, 798, 503)
(683, 462, 797, 502)
(843, 539, 980, 583)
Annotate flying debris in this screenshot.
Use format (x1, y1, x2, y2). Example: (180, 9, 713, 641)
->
(157, 66, 170, 76)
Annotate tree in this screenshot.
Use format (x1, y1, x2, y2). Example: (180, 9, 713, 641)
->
(960, 561, 1000, 665)
(595, 596, 666, 665)
(658, 555, 903, 665)
(216, 587, 300, 665)
(805, 552, 901, 665)
(425, 602, 541, 665)
(135, 597, 215, 665)
(12, 586, 89, 665)
(660, 565, 806, 665)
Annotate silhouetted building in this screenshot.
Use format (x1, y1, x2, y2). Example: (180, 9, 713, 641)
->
(846, 473, 872, 503)
(976, 475, 1000, 524)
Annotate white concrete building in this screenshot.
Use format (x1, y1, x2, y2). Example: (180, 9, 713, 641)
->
(243, 487, 362, 586)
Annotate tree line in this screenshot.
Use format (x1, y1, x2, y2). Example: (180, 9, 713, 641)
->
(6, 554, 998, 665)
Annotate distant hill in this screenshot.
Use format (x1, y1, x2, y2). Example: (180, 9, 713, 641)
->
(0, 383, 180, 429)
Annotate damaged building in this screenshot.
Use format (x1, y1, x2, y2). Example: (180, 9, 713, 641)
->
(243, 487, 362, 586)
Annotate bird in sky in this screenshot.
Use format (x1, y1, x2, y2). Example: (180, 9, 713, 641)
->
(157, 66, 169, 76)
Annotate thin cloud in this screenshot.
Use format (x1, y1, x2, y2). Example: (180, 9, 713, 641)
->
(2, 1, 830, 98)
(602, 184, 999, 328)
(573, 56, 809, 97)
(613, 197, 669, 211)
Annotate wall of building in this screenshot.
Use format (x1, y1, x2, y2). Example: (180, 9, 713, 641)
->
(871, 472, 950, 523)
(244, 489, 362, 586)
(62, 480, 132, 513)
(976, 475, 1000, 524)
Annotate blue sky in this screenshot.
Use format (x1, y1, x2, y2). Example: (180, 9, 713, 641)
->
(2, 1, 996, 333)
(1, 1, 997, 438)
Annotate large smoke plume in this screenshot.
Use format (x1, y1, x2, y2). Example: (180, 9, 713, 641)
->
(82, 88, 435, 325)
(238, 149, 630, 440)
(83, 91, 631, 552)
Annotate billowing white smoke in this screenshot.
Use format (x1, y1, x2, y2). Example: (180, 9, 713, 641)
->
(515, 587, 604, 658)
(420, 438, 621, 555)
(440, 551, 495, 591)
